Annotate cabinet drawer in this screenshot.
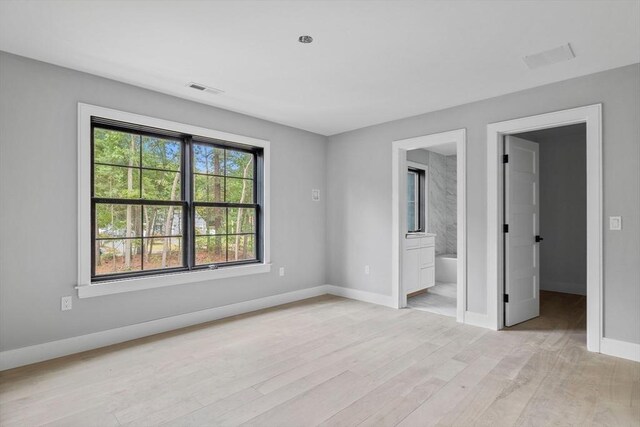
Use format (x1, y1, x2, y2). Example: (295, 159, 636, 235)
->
(420, 236, 435, 247)
(404, 237, 420, 249)
(419, 246, 435, 267)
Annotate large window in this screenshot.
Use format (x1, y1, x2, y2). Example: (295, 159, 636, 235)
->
(91, 119, 261, 281)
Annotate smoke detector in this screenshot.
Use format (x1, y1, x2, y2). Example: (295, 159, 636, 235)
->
(523, 43, 575, 69)
(187, 82, 224, 95)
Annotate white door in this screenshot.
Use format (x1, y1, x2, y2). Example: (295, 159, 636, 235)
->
(504, 136, 540, 326)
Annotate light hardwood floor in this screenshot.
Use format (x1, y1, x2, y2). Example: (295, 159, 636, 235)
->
(408, 282, 457, 318)
(0, 291, 638, 426)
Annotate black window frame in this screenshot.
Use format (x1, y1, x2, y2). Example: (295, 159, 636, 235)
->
(407, 167, 426, 233)
(90, 117, 263, 282)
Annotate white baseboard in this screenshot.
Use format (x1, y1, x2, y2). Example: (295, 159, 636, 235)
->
(600, 337, 640, 362)
(0, 285, 329, 371)
(540, 281, 587, 296)
(325, 285, 396, 308)
(464, 310, 495, 329)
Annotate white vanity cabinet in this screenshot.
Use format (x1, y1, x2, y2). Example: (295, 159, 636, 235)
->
(403, 234, 435, 294)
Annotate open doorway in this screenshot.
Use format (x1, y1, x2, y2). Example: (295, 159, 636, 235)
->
(405, 144, 458, 317)
(486, 104, 602, 353)
(391, 129, 466, 323)
(504, 124, 586, 328)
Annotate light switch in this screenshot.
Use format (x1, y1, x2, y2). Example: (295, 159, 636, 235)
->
(609, 216, 622, 231)
(312, 189, 320, 202)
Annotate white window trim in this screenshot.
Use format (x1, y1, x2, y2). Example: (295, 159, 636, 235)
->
(77, 103, 271, 298)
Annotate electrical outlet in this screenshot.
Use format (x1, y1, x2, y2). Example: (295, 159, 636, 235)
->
(312, 189, 320, 202)
(364, 265, 370, 275)
(279, 267, 285, 276)
(61, 296, 72, 311)
(609, 216, 622, 230)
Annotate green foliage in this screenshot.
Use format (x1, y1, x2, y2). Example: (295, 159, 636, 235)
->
(93, 129, 257, 274)
(94, 128, 181, 201)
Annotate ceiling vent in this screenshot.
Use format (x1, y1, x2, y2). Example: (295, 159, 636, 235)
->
(523, 43, 575, 69)
(187, 82, 224, 95)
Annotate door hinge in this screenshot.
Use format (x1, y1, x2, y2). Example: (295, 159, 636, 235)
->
(504, 294, 509, 303)
(503, 154, 509, 163)
(503, 224, 509, 233)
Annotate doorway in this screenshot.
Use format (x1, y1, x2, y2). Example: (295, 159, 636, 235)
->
(391, 129, 466, 323)
(504, 124, 586, 327)
(486, 104, 602, 352)
(405, 144, 458, 318)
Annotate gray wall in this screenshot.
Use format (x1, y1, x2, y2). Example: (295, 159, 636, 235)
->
(518, 125, 587, 296)
(407, 148, 428, 165)
(326, 64, 640, 344)
(445, 155, 457, 255)
(0, 52, 327, 352)
(427, 151, 447, 255)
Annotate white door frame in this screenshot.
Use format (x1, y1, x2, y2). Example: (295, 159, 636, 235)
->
(486, 104, 602, 352)
(392, 129, 466, 323)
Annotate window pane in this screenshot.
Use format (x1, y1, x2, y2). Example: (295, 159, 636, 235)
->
(407, 172, 416, 203)
(226, 150, 254, 178)
(225, 178, 254, 203)
(144, 205, 182, 237)
(194, 174, 224, 202)
(228, 235, 256, 261)
(94, 164, 140, 198)
(142, 169, 181, 201)
(143, 237, 183, 270)
(142, 136, 181, 171)
(193, 144, 224, 175)
(95, 238, 142, 275)
(96, 204, 142, 238)
(195, 206, 226, 235)
(407, 202, 416, 232)
(195, 236, 227, 265)
(228, 207, 255, 234)
(94, 128, 140, 167)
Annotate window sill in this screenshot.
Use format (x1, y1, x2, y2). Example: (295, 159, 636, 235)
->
(76, 263, 272, 298)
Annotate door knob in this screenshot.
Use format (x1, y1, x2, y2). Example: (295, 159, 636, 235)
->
(535, 235, 544, 243)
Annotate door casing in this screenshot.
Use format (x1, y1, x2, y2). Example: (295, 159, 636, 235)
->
(486, 104, 602, 352)
(391, 129, 466, 323)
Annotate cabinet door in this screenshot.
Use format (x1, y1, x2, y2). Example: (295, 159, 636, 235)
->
(419, 246, 435, 267)
(403, 248, 420, 294)
(420, 267, 435, 289)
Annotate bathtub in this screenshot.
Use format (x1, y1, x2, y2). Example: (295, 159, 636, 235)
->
(435, 253, 457, 283)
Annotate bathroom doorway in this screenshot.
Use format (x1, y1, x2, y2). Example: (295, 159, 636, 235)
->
(391, 129, 466, 323)
(405, 144, 458, 317)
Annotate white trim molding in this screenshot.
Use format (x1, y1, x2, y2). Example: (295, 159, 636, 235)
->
(325, 285, 396, 308)
(0, 285, 329, 371)
(601, 338, 640, 362)
(463, 311, 493, 329)
(391, 129, 467, 324)
(486, 104, 603, 353)
(77, 103, 271, 298)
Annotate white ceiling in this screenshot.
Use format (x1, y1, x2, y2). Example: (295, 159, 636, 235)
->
(1, 1, 638, 136)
